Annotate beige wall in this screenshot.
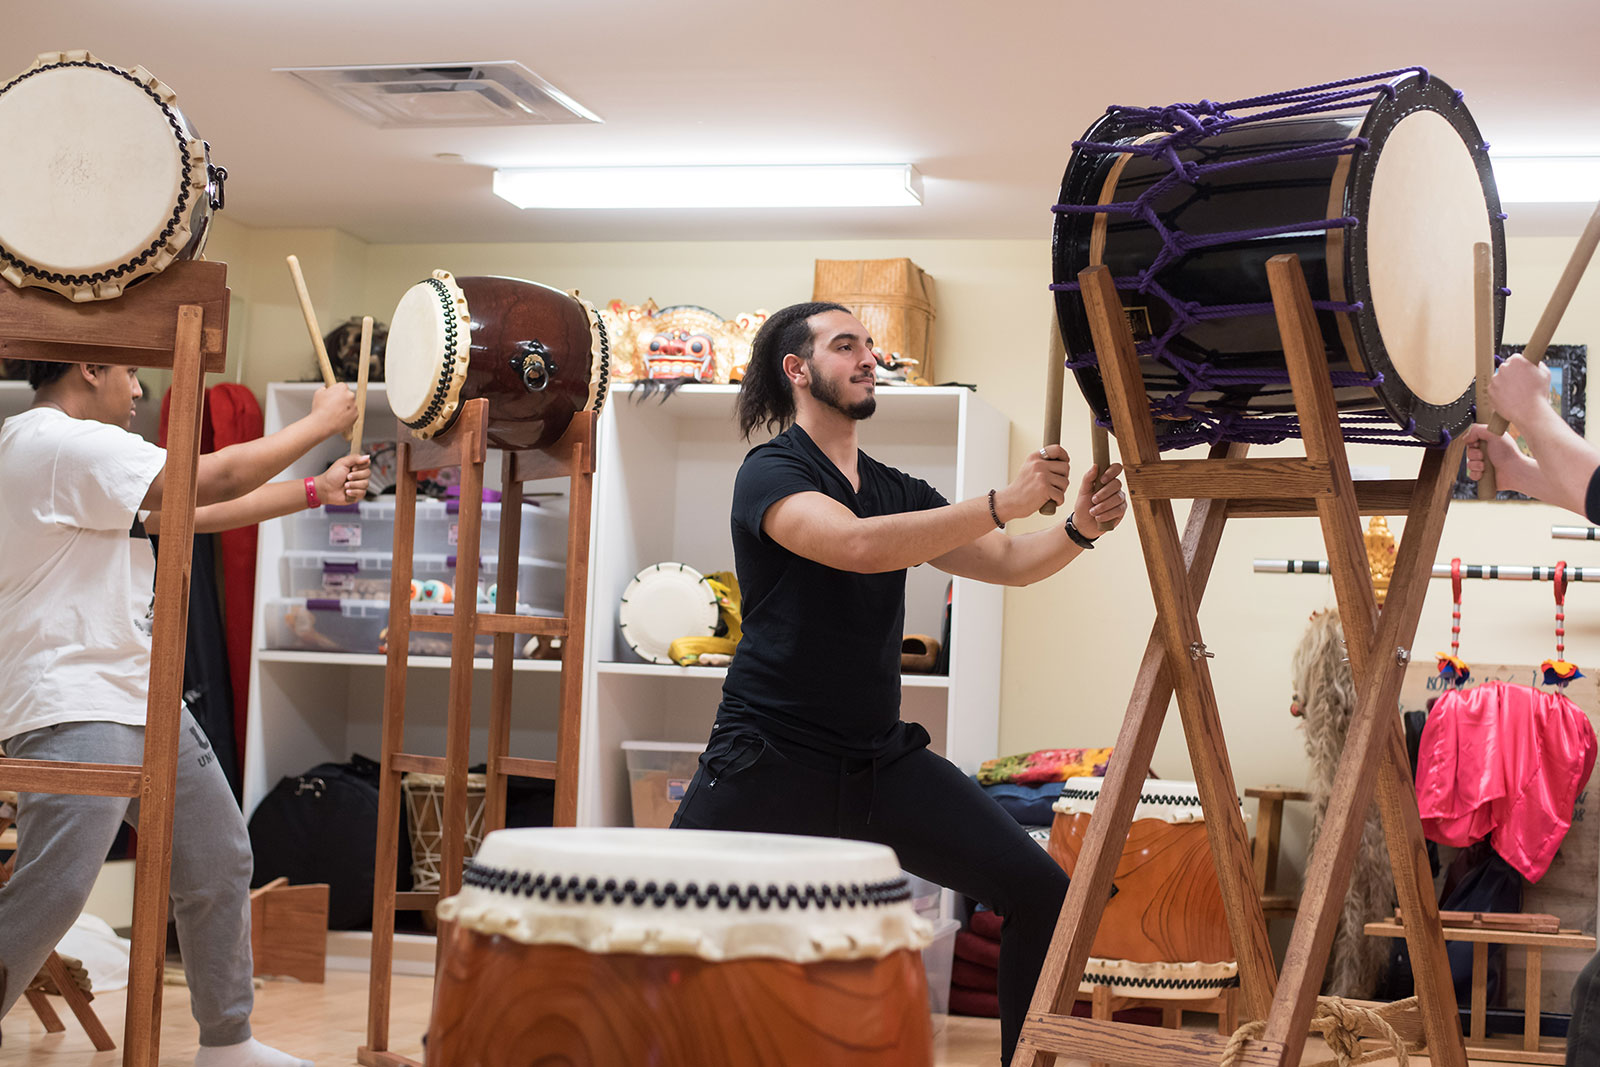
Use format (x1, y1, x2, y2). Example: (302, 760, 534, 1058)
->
(214, 222, 1600, 881)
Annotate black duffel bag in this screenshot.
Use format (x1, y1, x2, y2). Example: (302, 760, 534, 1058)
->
(248, 754, 413, 930)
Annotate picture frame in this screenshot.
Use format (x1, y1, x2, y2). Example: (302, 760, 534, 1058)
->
(1452, 343, 1587, 501)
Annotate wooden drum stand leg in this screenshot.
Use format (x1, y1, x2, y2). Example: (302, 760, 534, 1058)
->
(360, 403, 597, 1067)
(0, 261, 229, 1067)
(1014, 257, 1465, 1067)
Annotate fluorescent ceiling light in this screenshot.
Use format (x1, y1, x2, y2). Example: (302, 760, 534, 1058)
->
(1492, 155, 1600, 204)
(492, 164, 923, 209)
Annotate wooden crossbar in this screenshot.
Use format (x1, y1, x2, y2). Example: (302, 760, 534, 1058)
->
(359, 401, 597, 1067)
(1016, 257, 1465, 1067)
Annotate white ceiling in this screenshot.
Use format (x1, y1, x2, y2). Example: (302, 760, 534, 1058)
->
(8, 0, 1599, 245)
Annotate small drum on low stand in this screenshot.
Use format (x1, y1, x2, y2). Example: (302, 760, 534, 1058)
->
(0, 51, 225, 301)
(385, 271, 610, 450)
(1047, 779, 1238, 1001)
(1054, 67, 1504, 448)
(429, 827, 934, 1066)
(401, 771, 488, 930)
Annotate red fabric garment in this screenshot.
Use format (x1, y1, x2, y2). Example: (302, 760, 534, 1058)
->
(160, 383, 264, 778)
(968, 908, 1003, 941)
(952, 958, 999, 992)
(954, 929, 1001, 970)
(1415, 680, 1597, 882)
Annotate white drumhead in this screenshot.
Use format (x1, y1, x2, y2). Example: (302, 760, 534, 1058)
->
(1053, 778, 1222, 824)
(386, 271, 470, 435)
(437, 827, 930, 962)
(1367, 109, 1489, 406)
(0, 61, 191, 285)
(619, 562, 719, 665)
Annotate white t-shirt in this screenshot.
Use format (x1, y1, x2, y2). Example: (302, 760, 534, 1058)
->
(0, 407, 167, 740)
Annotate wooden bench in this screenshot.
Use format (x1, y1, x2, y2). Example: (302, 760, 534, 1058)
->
(1365, 914, 1596, 1064)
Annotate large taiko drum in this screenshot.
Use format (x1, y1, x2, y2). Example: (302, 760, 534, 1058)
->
(0, 51, 226, 301)
(385, 271, 610, 450)
(1046, 779, 1238, 998)
(429, 828, 934, 1067)
(1054, 68, 1505, 449)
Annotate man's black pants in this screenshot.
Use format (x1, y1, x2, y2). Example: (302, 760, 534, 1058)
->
(672, 722, 1070, 1066)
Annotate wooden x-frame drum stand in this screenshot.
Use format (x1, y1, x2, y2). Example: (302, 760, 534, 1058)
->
(360, 399, 596, 1067)
(0, 260, 229, 1067)
(1015, 257, 1467, 1067)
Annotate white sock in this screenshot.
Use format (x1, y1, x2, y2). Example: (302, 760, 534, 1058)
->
(193, 1037, 313, 1067)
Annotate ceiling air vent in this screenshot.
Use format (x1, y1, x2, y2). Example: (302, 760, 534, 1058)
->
(275, 61, 602, 128)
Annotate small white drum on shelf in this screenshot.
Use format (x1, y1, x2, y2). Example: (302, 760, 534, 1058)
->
(385, 270, 609, 450)
(618, 561, 719, 665)
(0, 51, 224, 301)
(1047, 778, 1239, 999)
(429, 827, 934, 1066)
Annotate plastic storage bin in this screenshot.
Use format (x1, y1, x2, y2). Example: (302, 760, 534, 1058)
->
(283, 498, 567, 560)
(262, 598, 556, 658)
(922, 916, 959, 1016)
(621, 740, 705, 828)
(280, 551, 565, 613)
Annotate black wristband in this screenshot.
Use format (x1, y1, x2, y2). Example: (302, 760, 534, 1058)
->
(1064, 514, 1098, 550)
(988, 489, 1005, 530)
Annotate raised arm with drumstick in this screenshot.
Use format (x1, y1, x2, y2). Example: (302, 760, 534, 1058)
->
(667, 301, 1124, 1067)
(1465, 199, 1600, 517)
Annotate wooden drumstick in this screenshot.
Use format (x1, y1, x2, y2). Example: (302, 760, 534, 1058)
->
(286, 254, 338, 389)
(1487, 198, 1600, 436)
(1091, 422, 1121, 532)
(1473, 242, 1499, 498)
(1040, 311, 1066, 517)
(350, 316, 372, 459)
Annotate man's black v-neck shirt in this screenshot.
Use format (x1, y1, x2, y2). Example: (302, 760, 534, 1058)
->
(716, 424, 948, 757)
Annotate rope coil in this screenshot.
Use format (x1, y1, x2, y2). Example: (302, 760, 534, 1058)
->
(1221, 996, 1421, 1067)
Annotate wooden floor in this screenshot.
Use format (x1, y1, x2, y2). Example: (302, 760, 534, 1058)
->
(0, 970, 1011, 1066)
(0, 974, 1533, 1066)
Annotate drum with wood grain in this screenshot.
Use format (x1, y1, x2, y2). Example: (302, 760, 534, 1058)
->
(385, 271, 610, 450)
(428, 827, 934, 1066)
(1047, 778, 1239, 998)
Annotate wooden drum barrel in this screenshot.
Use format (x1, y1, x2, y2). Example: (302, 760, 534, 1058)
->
(428, 827, 935, 1066)
(1046, 778, 1239, 997)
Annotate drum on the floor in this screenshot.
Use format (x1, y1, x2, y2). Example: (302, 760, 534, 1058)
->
(427, 827, 935, 1066)
(1047, 778, 1239, 999)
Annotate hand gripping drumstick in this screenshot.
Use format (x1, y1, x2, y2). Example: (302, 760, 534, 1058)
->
(1487, 199, 1600, 437)
(286, 254, 339, 389)
(1474, 242, 1499, 498)
(350, 316, 372, 459)
(1038, 308, 1121, 530)
(1040, 312, 1066, 517)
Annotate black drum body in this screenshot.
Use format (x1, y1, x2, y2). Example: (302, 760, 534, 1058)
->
(1053, 70, 1506, 448)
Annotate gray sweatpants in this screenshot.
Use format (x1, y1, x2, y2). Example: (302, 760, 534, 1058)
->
(0, 709, 254, 1046)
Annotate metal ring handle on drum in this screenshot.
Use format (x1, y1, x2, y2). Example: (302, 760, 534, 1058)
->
(512, 339, 556, 392)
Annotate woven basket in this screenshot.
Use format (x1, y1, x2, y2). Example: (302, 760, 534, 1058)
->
(812, 258, 937, 383)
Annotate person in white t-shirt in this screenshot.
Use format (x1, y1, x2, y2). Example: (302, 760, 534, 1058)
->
(0, 359, 369, 1067)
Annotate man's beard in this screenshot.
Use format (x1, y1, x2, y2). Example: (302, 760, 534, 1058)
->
(809, 367, 876, 421)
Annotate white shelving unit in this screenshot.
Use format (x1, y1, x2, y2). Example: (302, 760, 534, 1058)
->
(245, 382, 1010, 835)
(578, 384, 1009, 827)
(242, 382, 572, 816)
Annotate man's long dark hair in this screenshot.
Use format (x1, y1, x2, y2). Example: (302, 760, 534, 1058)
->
(736, 301, 849, 440)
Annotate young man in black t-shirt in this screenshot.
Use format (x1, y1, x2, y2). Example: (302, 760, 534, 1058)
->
(672, 301, 1127, 1064)
(1465, 352, 1600, 1067)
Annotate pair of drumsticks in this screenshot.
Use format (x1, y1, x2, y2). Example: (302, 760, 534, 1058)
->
(1040, 198, 1600, 509)
(286, 253, 372, 457)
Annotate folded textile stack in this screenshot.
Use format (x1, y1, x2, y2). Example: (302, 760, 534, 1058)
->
(948, 907, 1003, 1017)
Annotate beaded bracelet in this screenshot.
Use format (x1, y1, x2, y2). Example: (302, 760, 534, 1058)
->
(987, 489, 1005, 530)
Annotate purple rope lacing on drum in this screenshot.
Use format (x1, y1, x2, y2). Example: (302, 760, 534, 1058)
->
(1052, 67, 1442, 449)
